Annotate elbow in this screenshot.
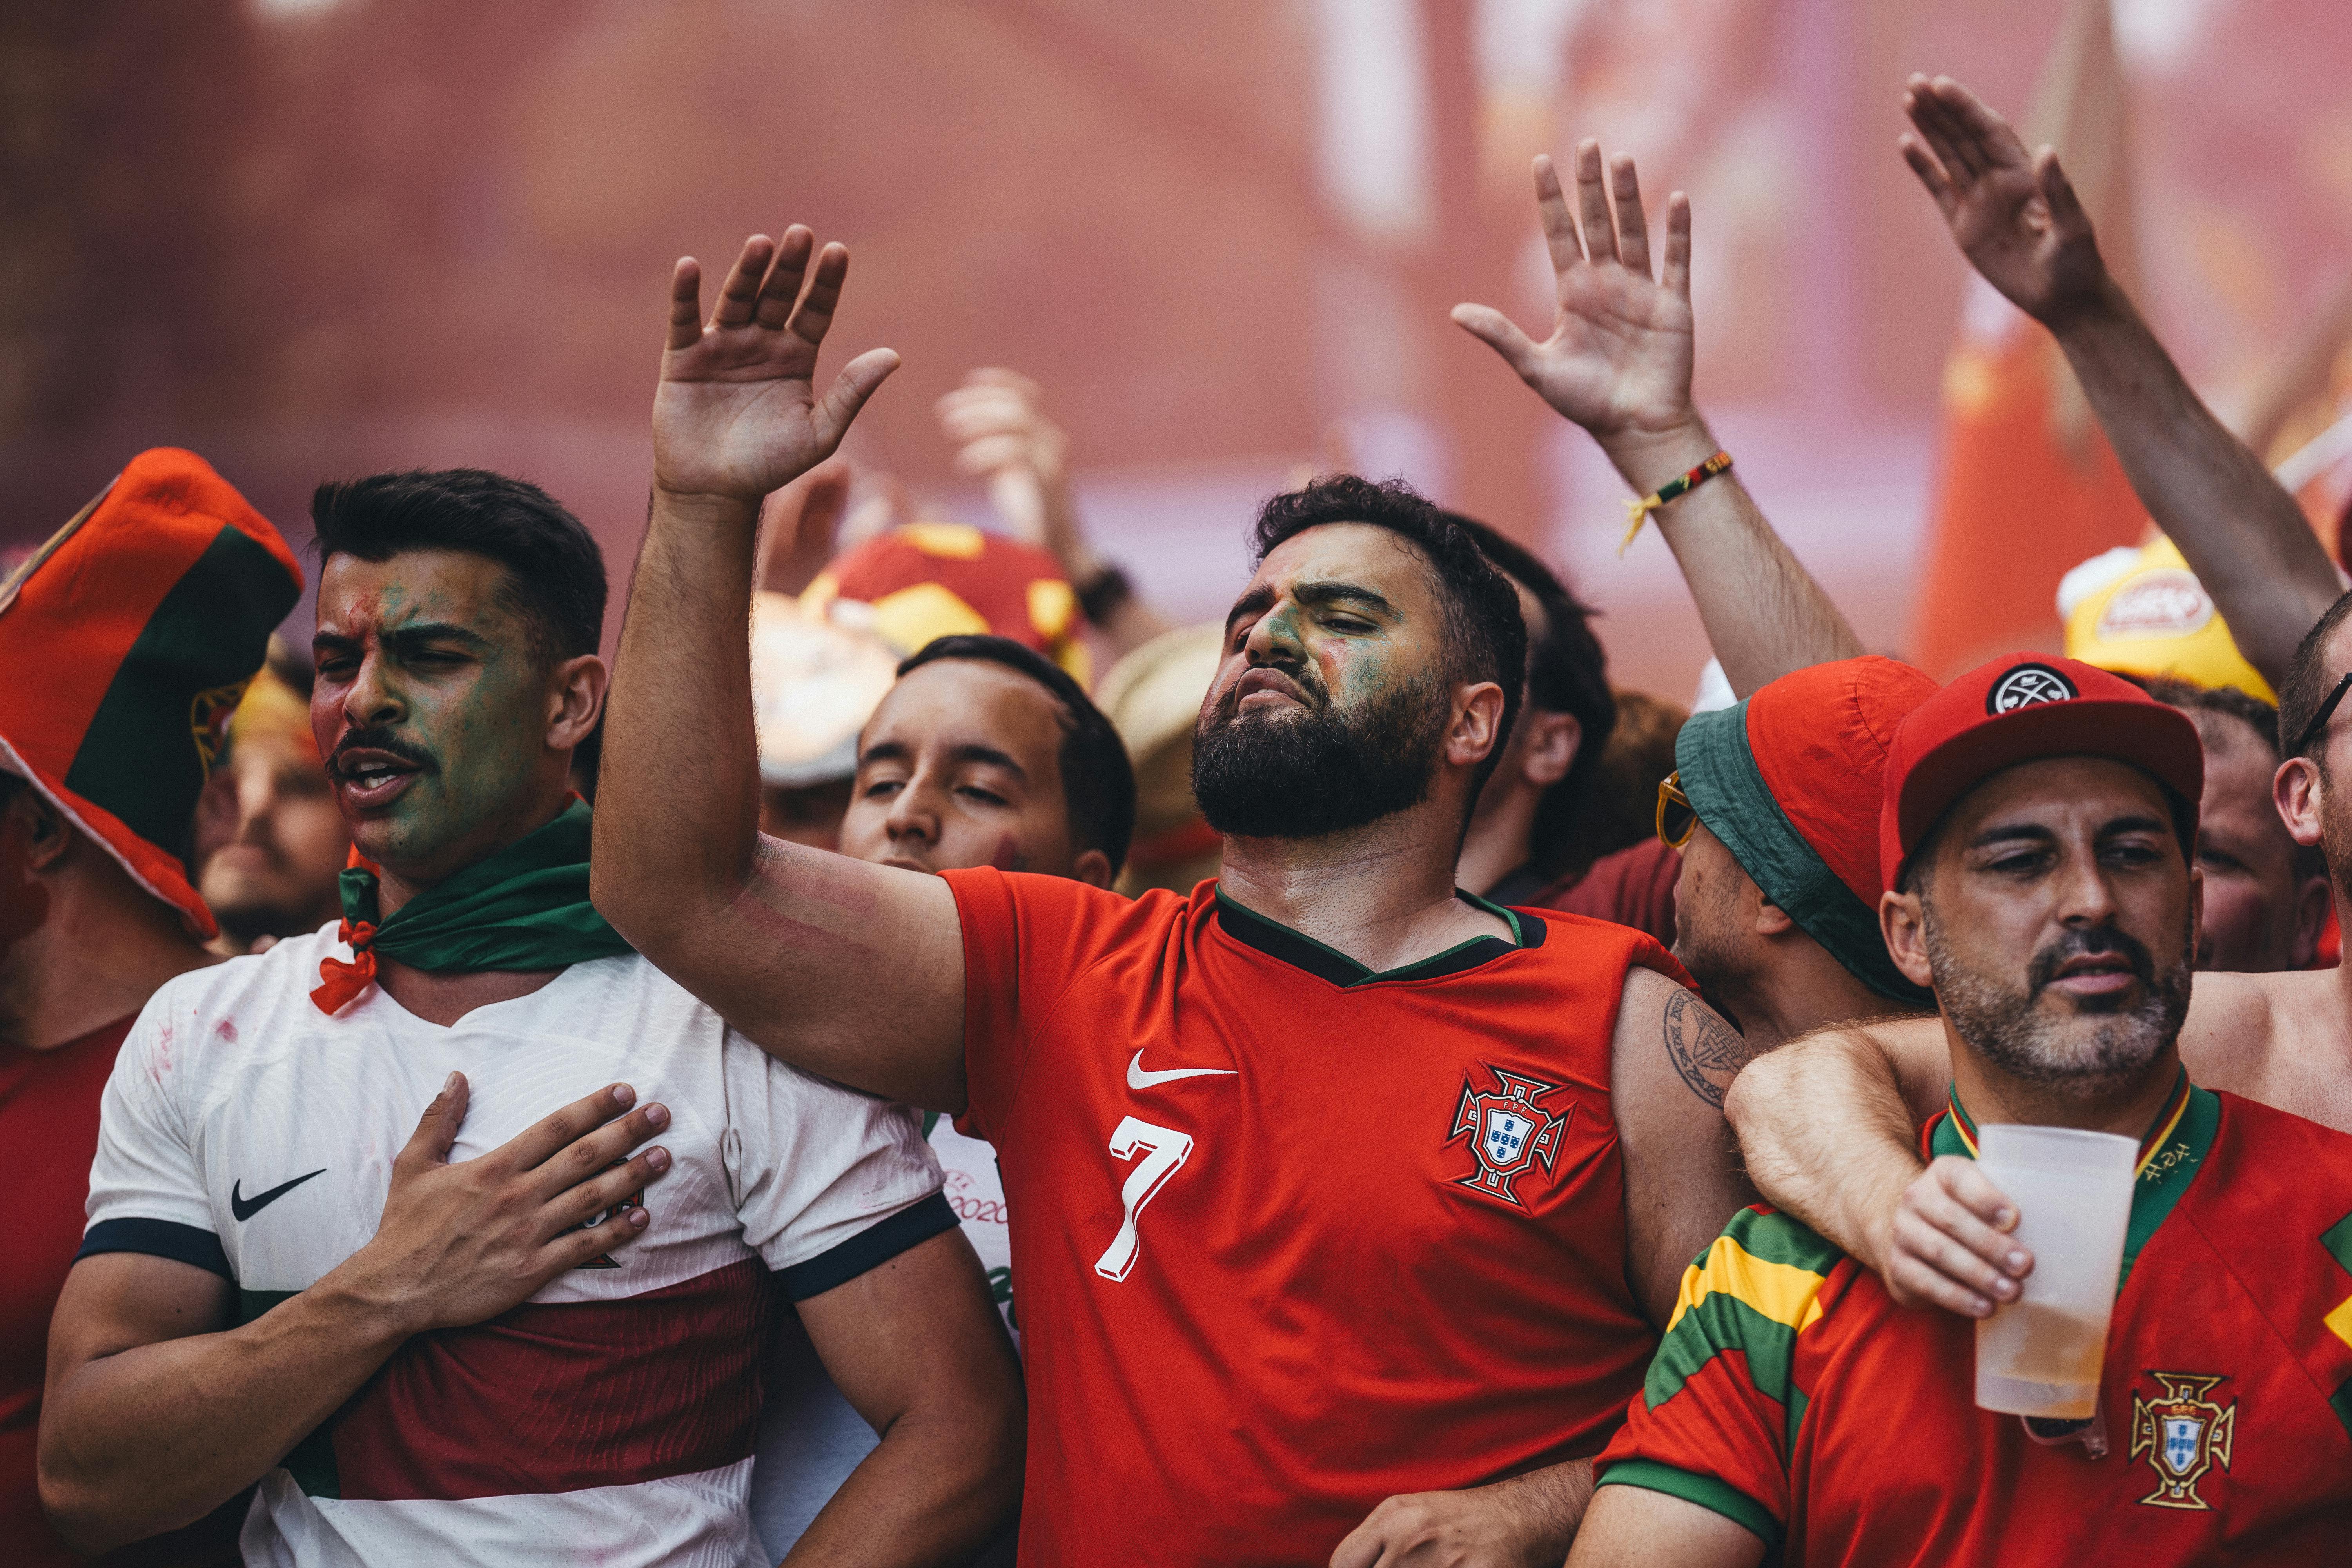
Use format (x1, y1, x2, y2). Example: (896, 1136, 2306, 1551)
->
(39, 1467, 144, 1557)
(1720, 1043, 1790, 1146)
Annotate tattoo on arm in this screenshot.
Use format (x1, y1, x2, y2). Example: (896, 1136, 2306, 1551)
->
(1662, 989, 1760, 1108)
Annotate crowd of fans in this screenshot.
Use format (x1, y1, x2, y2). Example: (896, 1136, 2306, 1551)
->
(5, 72, 2351, 1568)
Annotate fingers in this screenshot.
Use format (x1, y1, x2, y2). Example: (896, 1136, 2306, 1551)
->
(753, 225, 816, 332)
(1930, 74, 2031, 171)
(1573, 139, 1619, 265)
(784, 240, 848, 348)
(531, 1095, 674, 1200)
(959, 365, 1045, 402)
(666, 260, 704, 353)
(1897, 132, 1960, 220)
(1449, 303, 1541, 382)
(1884, 1158, 2031, 1318)
(544, 1141, 673, 1249)
(814, 347, 903, 453)
(949, 432, 1033, 477)
(1659, 192, 1693, 300)
(710, 235, 776, 330)
(398, 1072, 469, 1172)
(1610, 153, 1652, 278)
(499, 1082, 640, 1172)
(1532, 154, 1582, 277)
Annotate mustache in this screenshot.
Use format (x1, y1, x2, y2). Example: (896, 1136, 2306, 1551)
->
(2027, 924, 2155, 997)
(327, 726, 438, 776)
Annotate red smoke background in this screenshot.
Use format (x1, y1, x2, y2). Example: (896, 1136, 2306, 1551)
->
(5, 0, 2347, 700)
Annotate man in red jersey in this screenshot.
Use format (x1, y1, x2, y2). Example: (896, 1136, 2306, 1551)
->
(1, 449, 303, 1568)
(595, 203, 1757, 1563)
(1572, 655, 2352, 1565)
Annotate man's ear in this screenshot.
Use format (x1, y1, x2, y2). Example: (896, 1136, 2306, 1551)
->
(1073, 848, 1114, 889)
(1518, 710, 1581, 789)
(1880, 886, 1934, 989)
(548, 654, 609, 750)
(2276, 755, 2325, 849)
(1445, 681, 1509, 770)
(7, 785, 75, 874)
(1753, 893, 1796, 938)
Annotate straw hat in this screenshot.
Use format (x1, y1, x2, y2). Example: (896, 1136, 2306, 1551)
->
(1094, 622, 1224, 893)
(749, 592, 903, 788)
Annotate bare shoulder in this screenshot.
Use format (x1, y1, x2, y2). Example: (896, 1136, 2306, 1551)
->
(2183, 967, 2352, 1133)
(1627, 969, 1757, 1112)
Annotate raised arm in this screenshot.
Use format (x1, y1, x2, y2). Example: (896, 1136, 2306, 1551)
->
(1898, 74, 2341, 688)
(593, 228, 970, 1111)
(1720, 1015, 2032, 1319)
(1453, 144, 1862, 697)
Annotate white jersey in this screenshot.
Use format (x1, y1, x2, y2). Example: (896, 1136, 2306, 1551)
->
(750, 1115, 1014, 1553)
(81, 926, 949, 1568)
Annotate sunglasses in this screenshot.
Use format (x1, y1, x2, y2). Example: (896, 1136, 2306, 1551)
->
(2292, 670, 2352, 758)
(1656, 770, 1698, 850)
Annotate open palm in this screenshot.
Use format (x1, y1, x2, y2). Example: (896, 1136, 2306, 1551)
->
(1454, 143, 1697, 443)
(652, 226, 900, 502)
(1898, 74, 2107, 325)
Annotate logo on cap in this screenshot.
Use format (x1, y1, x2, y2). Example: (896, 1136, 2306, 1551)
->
(1988, 663, 2077, 714)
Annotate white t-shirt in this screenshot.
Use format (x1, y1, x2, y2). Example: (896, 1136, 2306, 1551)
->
(80, 926, 949, 1568)
(748, 1116, 1014, 1554)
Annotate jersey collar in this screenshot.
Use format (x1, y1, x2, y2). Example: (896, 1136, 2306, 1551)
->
(1211, 885, 1544, 988)
(1929, 1065, 2216, 1291)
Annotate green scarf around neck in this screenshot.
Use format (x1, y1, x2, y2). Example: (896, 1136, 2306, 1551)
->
(312, 798, 632, 1013)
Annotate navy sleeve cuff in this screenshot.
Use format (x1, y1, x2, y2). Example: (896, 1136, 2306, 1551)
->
(76, 1218, 231, 1279)
(777, 1192, 958, 1301)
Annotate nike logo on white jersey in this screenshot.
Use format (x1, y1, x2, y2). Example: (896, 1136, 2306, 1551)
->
(1127, 1050, 1239, 1090)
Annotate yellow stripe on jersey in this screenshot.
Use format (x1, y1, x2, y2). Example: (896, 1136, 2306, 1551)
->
(1666, 1234, 1829, 1339)
(2324, 1293, 2352, 1352)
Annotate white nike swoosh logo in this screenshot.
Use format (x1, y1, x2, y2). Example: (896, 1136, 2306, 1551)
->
(1127, 1050, 1240, 1090)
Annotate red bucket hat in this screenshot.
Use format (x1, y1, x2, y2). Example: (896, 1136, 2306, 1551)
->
(1880, 653, 2204, 893)
(0, 450, 303, 938)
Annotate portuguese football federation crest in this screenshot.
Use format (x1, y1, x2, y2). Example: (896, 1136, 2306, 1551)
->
(2129, 1372, 2236, 1510)
(1446, 1065, 1572, 1209)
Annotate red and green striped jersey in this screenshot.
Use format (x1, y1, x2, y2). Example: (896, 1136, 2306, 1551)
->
(1594, 1075, 2352, 1564)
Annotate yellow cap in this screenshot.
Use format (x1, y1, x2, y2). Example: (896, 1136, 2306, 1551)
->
(2060, 536, 2274, 703)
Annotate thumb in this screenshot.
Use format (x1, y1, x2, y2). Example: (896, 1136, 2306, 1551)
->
(815, 347, 902, 454)
(2034, 145, 2094, 244)
(400, 1071, 469, 1172)
(1450, 303, 1541, 382)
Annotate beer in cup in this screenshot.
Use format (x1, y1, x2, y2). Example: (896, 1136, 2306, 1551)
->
(1972, 1123, 2139, 1419)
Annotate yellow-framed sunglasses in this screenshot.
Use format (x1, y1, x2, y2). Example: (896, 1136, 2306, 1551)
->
(1655, 769, 1698, 850)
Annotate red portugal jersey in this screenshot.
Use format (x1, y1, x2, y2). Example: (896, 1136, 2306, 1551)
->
(943, 870, 1683, 1564)
(1595, 1076, 2352, 1564)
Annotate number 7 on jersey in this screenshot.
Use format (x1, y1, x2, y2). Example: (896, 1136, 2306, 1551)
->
(1094, 1116, 1193, 1281)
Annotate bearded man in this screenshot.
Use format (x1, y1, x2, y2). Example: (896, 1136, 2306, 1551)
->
(1572, 656, 2352, 1566)
(596, 207, 1755, 1565)
(39, 468, 1021, 1566)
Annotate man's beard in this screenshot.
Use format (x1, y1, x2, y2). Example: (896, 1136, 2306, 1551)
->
(1922, 900, 2191, 1097)
(1190, 662, 1448, 840)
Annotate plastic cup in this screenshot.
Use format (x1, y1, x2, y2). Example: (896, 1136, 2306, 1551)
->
(1971, 1123, 2139, 1419)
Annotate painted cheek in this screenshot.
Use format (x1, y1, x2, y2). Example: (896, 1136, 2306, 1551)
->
(0, 812, 51, 966)
(990, 834, 1029, 873)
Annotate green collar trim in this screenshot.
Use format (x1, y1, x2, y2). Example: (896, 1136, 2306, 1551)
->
(1675, 701, 1932, 1009)
(1930, 1067, 2215, 1290)
(1212, 886, 1541, 988)
(340, 797, 633, 975)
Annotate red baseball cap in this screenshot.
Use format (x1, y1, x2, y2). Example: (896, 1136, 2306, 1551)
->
(1879, 653, 2204, 893)
(0, 450, 302, 937)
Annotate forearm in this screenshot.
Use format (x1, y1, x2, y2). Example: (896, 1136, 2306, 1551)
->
(1497, 1459, 1595, 1554)
(41, 1280, 409, 1550)
(782, 1398, 1023, 1568)
(1600, 421, 1862, 697)
(1721, 1031, 1920, 1260)
(595, 488, 766, 943)
(2050, 280, 2339, 686)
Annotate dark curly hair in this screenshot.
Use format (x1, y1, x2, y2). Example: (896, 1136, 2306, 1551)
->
(1248, 475, 1528, 804)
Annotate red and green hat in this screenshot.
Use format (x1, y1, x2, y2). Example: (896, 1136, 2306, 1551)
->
(1675, 656, 1942, 1005)
(0, 449, 303, 938)
(1880, 653, 2203, 893)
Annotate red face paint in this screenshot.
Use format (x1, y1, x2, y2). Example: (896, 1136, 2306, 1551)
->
(0, 808, 51, 968)
(990, 834, 1029, 873)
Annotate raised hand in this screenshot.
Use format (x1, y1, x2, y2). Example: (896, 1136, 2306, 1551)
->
(936, 367, 1078, 557)
(1899, 73, 2108, 325)
(1452, 143, 1699, 467)
(653, 227, 900, 503)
